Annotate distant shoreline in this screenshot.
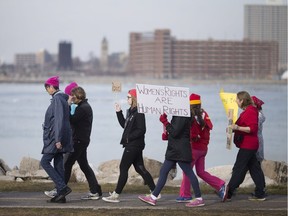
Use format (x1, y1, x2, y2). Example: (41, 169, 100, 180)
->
(0, 75, 287, 85)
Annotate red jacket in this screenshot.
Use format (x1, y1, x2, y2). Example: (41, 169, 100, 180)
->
(190, 110, 213, 151)
(234, 105, 259, 150)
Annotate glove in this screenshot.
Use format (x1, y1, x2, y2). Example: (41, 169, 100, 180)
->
(70, 103, 78, 115)
(162, 132, 168, 140)
(159, 113, 169, 127)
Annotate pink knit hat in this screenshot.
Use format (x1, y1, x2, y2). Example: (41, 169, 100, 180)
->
(45, 76, 59, 87)
(65, 82, 78, 96)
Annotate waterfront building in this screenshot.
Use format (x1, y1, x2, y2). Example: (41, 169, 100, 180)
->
(244, 0, 287, 74)
(128, 29, 278, 79)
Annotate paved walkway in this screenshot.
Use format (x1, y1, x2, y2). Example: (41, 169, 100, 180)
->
(0, 192, 287, 212)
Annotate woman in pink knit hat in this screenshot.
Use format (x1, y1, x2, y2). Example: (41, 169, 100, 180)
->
(41, 76, 73, 203)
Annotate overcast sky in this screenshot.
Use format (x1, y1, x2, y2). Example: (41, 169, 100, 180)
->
(0, 0, 271, 63)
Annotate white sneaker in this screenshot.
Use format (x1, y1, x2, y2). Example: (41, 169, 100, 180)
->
(44, 188, 57, 198)
(147, 193, 161, 200)
(81, 192, 100, 200)
(102, 191, 120, 203)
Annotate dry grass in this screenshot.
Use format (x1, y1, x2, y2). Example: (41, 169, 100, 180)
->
(0, 181, 286, 195)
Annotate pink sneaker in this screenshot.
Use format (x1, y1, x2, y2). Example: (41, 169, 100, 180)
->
(138, 194, 156, 206)
(185, 198, 205, 207)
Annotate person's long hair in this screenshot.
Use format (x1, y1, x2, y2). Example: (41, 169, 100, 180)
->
(190, 104, 205, 128)
(237, 91, 253, 109)
(131, 96, 137, 108)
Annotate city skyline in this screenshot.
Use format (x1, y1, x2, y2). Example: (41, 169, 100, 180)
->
(0, 0, 284, 63)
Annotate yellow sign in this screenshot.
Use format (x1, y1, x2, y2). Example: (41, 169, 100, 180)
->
(219, 89, 238, 123)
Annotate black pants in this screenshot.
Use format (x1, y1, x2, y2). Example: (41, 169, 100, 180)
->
(228, 148, 265, 198)
(115, 147, 155, 194)
(65, 143, 102, 195)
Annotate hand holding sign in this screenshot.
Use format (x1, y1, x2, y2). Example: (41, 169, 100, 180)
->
(160, 113, 169, 126)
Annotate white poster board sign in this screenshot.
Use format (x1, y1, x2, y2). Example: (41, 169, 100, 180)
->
(136, 84, 190, 117)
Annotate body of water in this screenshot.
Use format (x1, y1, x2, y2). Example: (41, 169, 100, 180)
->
(0, 82, 287, 179)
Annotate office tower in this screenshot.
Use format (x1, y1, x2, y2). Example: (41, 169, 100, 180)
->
(244, 1, 287, 73)
(58, 41, 72, 71)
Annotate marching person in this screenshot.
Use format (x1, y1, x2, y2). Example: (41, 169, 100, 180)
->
(44, 81, 78, 198)
(176, 93, 227, 203)
(102, 89, 156, 203)
(251, 96, 266, 163)
(41, 76, 73, 203)
(138, 110, 204, 207)
(252, 95, 267, 193)
(64, 86, 102, 200)
(224, 91, 266, 201)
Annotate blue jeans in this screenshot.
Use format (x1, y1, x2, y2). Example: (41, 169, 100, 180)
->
(152, 159, 201, 198)
(41, 153, 66, 194)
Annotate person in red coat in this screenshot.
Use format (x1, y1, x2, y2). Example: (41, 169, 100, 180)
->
(224, 91, 266, 201)
(176, 93, 227, 203)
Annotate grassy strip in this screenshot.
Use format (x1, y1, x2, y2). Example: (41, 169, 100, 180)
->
(0, 181, 286, 195)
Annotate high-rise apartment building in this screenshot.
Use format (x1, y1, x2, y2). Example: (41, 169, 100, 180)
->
(58, 41, 72, 71)
(244, 1, 287, 73)
(129, 29, 278, 79)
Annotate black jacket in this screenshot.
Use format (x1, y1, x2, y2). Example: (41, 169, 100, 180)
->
(116, 107, 146, 150)
(70, 99, 93, 146)
(165, 116, 192, 162)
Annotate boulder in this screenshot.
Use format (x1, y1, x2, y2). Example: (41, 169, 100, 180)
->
(261, 160, 287, 184)
(69, 162, 98, 183)
(19, 157, 41, 174)
(95, 157, 170, 185)
(0, 159, 11, 175)
(203, 165, 276, 188)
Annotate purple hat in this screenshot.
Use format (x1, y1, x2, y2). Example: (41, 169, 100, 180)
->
(65, 82, 78, 96)
(45, 76, 59, 87)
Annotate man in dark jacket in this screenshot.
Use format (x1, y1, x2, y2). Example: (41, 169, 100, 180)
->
(41, 76, 73, 203)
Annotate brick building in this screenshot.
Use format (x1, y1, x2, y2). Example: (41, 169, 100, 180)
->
(128, 29, 278, 79)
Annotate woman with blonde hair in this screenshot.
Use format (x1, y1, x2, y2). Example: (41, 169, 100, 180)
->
(102, 89, 156, 203)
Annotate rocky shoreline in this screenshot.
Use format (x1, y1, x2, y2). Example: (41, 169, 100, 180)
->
(0, 157, 287, 188)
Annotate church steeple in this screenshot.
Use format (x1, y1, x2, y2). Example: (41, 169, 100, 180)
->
(101, 37, 108, 72)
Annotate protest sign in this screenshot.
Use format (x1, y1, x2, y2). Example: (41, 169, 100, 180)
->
(136, 84, 190, 117)
(112, 81, 121, 92)
(219, 89, 238, 150)
(219, 90, 238, 123)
